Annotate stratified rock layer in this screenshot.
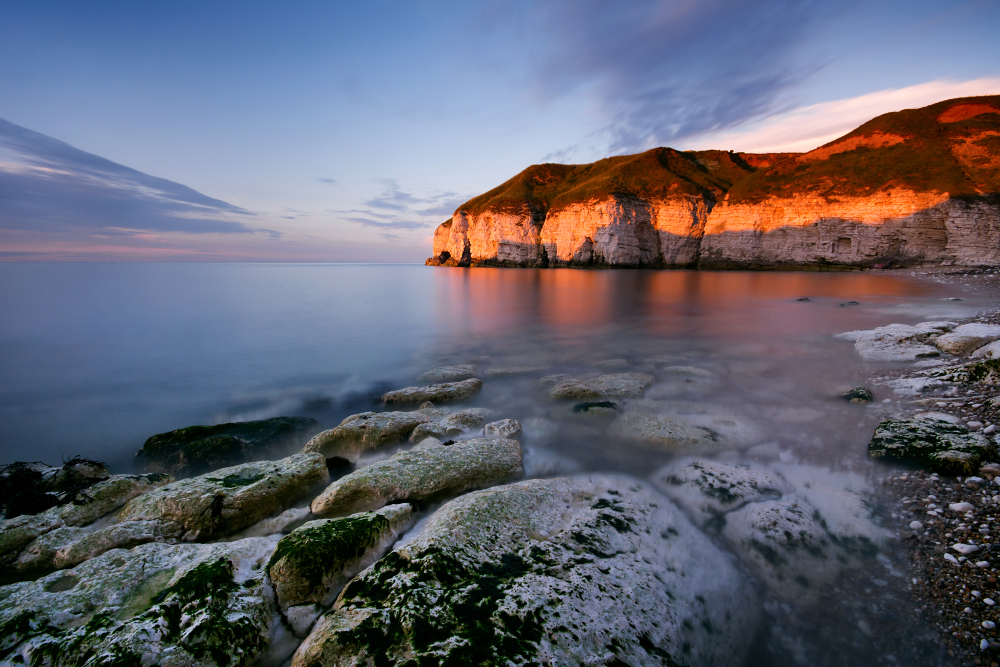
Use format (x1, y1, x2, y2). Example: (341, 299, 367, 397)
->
(292, 475, 759, 667)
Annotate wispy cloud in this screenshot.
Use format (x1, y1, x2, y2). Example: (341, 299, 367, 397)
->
(317, 177, 337, 185)
(0, 117, 267, 236)
(681, 77, 1000, 153)
(525, 0, 848, 153)
(340, 181, 468, 235)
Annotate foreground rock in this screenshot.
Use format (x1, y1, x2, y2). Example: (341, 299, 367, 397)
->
(417, 365, 477, 382)
(484, 418, 522, 438)
(268, 505, 414, 636)
(868, 418, 996, 474)
(135, 416, 323, 477)
(548, 372, 654, 400)
(119, 453, 329, 541)
(381, 378, 483, 405)
(0, 538, 280, 667)
(934, 323, 1000, 356)
(311, 438, 522, 517)
(293, 475, 758, 667)
(303, 411, 432, 462)
(655, 459, 888, 601)
(836, 322, 953, 361)
(0, 473, 173, 573)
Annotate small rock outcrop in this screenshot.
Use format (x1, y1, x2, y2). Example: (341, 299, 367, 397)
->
(135, 416, 323, 477)
(292, 475, 759, 667)
(0, 457, 111, 519)
(381, 378, 483, 405)
(609, 413, 722, 450)
(118, 453, 330, 541)
(836, 322, 952, 361)
(310, 438, 523, 518)
(484, 418, 522, 438)
(868, 418, 996, 474)
(935, 323, 1000, 356)
(303, 411, 432, 462)
(548, 372, 654, 400)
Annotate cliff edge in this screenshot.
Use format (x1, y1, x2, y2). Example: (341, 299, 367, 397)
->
(428, 96, 1000, 269)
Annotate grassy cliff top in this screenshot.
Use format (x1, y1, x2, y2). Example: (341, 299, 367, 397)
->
(725, 95, 1000, 203)
(455, 148, 758, 217)
(455, 96, 1000, 216)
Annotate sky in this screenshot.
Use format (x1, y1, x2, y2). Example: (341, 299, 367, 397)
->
(1, 0, 999, 262)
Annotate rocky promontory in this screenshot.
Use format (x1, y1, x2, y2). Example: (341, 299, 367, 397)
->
(427, 95, 1000, 270)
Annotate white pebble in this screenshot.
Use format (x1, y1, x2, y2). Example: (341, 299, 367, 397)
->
(945, 553, 960, 564)
(986, 425, 998, 435)
(983, 639, 991, 651)
(951, 502, 976, 512)
(987, 598, 996, 606)
(909, 520, 924, 531)
(978, 561, 992, 568)
(965, 607, 974, 613)
(984, 620, 996, 630)
(882, 398, 892, 403)
(969, 421, 984, 430)
(974, 590, 983, 598)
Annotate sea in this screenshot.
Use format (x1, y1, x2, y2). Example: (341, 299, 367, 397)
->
(1, 262, 997, 665)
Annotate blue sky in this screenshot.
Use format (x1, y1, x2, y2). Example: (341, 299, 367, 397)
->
(1, 0, 999, 261)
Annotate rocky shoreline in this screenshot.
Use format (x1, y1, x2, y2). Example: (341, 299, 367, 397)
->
(1, 268, 999, 666)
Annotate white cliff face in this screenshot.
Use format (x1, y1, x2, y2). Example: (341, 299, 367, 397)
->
(429, 190, 1000, 269)
(699, 190, 1000, 268)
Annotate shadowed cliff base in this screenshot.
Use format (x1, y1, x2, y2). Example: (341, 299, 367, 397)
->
(429, 95, 1000, 271)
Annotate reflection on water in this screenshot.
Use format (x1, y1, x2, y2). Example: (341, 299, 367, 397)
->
(1, 263, 996, 666)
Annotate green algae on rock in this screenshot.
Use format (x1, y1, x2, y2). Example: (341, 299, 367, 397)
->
(118, 453, 329, 541)
(303, 411, 432, 462)
(0, 538, 278, 667)
(868, 418, 996, 474)
(840, 386, 875, 403)
(291, 475, 758, 667)
(310, 438, 522, 518)
(268, 504, 414, 611)
(380, 378, 483, 405)
(135, 416, 323, 477)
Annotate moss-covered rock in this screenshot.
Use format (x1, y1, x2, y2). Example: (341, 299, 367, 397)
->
(548, 372, 654, 400)
(868, 418, 996, 474)
(381, 378, 483, 405)
(135, 416, 323, 477)
(292, 475, 759, 667)
(0, 538, 278, 667)
(840, 386, 874, 403)
(268, 504, 414, 611)
(303, 411, 432, 462)
(610, 412, 722, 450)
(118, 453, 329, 541)
(310, 438, 522, 518)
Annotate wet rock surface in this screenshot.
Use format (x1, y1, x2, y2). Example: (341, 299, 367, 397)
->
(118, 453, 330, 541)
(310, 438, 523, 518)
(0, 537, 280, 667)
(381, 378, 483, 405)
(135, 416, 323, 477)
(303, 411, 432, 462)
(837, 322, 951, 361)
(292, 475, 759, 667)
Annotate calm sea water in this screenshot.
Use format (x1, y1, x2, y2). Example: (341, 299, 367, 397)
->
(1, 262, 997, 665)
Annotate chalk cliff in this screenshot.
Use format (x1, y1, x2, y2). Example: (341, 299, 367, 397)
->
(428, 95, 1000, 269)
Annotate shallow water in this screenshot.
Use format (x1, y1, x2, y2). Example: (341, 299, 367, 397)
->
(1, 263, 997, 664)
